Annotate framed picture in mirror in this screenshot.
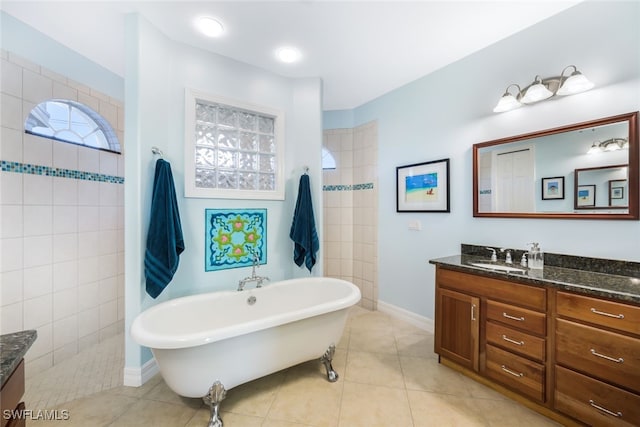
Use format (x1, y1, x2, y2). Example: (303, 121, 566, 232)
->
(576, 185, 596, 208)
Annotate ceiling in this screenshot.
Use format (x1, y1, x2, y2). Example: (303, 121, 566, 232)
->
(1, 1, 581, 110)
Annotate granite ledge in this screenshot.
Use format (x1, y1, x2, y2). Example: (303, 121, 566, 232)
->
(0, 330, 37, 386)
(429, 254, 640, 305)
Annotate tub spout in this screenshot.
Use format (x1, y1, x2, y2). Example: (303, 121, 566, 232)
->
(237, 254, 269, 291)
(320, 344, 339, 382)
(202, 381, 226, 427)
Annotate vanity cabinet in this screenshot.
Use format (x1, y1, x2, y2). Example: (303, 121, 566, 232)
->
(433, 265, 640, 426)
(554, 291, 640, 426)
(434, 267, 547, 400)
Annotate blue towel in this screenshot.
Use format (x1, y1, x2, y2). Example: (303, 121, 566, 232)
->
(145, 159, 184, 298)
(289, 174, 319, 272)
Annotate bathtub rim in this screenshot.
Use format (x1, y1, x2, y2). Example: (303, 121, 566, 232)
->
(130, 277, 361, 350)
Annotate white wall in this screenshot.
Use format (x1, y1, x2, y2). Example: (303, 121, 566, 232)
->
(325, 1, 640, 320)
(123, 14, 323, 375)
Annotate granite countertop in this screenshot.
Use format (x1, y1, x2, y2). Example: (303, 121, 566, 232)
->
(0, 330, 37, 386)
(429, 254, 640, 305)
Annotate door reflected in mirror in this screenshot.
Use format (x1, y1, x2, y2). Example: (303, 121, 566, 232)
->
(473, 111, 638, 220)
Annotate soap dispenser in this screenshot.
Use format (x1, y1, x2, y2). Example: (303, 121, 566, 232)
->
(528, 242, 544, 270)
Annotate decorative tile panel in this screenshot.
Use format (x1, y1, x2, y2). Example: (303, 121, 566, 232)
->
(205, 209, 267, 272)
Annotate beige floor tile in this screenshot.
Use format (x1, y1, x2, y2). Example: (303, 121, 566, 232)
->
(143, 379, 204, 409)
(407, 390, 487, 427)
(400, 355, 477, 397)
(347, 310, 393, 333)
(339, 382, 412, 427)
(345, 351, 405, 388)
(476, 397, 562, 426)
(395, 332, 437, 359)
(348, 328, 397, 354)
(111, 399, 198, 427)
(222, 370, 286, 417)
(262, 418, 319, 427)
(29, 391, 137, 427)
(185, 407, 264, 427)
(267, 373, 343, 427)
(108, 373, 164, 399)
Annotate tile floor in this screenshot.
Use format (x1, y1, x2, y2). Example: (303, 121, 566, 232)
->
(27, 306, 560, 426)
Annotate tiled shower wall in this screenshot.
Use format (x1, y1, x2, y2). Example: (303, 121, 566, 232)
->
(0, 50, 125, 376)
(323, 121, 378, 309)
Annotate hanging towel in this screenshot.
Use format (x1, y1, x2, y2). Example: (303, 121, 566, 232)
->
(144, 159, 184, 298)
(289, 173, 319, 272)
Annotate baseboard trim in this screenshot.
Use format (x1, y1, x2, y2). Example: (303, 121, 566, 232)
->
(377, 300, 434, 333)
(123, 357, 158, 387)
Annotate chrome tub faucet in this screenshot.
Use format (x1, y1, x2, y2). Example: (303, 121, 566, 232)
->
(238, 253, 270, 291)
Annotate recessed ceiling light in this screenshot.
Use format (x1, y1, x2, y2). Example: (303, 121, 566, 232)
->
(196, 17, 224, 38)
(276, 46, 302, 64)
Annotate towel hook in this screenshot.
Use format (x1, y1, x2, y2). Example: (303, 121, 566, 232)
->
(303, 166, 309, 175)
(151, 146, 164, 158)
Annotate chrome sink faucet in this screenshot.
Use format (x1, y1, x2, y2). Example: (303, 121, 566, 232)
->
(486, 247, 497, 262)
(500, 248, 513, 264)
(237, 253, 270, 291)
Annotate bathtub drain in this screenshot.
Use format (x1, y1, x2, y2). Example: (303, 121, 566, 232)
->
(247, 295, 257, 305)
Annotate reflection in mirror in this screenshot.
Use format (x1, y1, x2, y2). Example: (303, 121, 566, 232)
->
(574, 165, 628, 211)
(473, 111, 638, 220)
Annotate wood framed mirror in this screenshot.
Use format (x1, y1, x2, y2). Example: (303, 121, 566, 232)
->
(473, 111, 638, 219)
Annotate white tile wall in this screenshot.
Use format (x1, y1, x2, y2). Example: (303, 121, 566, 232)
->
(322, 122, 379, 310)
(0, 50, 125, 373)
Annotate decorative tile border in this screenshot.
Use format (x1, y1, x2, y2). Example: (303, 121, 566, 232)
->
(323, 182, 374, 192)
(0, 160, 124, 184)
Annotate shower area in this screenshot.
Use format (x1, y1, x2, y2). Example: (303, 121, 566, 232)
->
(322, 121, 378, 310)
(0, 50, 125, 409)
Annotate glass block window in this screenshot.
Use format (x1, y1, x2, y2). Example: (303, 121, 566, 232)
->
(25, 99, 121, 153)
(185, 89, 284, 200)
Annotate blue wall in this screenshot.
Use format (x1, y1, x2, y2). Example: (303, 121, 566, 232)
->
(1, 12, 124, 101)
(324, 1, 640, 319)
(123, 14, 323, 370)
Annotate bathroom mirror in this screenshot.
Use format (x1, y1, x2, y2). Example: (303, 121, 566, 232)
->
(473, 111, 638, 219)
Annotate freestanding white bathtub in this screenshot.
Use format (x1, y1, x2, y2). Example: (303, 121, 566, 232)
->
(131, 277, 360, 426)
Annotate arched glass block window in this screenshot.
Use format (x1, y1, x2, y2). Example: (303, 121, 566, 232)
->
(25, 99, 121, 153)
(322, 147, 336, 170)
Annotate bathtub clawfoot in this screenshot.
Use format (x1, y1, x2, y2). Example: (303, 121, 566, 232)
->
(320, 344, 339, 382)
(202, 381, 226, 427)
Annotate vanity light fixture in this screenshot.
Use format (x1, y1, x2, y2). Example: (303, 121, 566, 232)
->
(196, 17, 224, 38)
(494, 65, 594, 113)
(587, 137, 629, 154)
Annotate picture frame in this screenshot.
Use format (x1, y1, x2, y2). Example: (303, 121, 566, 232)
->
(396, 158, 450, 212)
(576, 184, 596, 208)
(611, 187, 624, 200)
(541, 176, 565, 200)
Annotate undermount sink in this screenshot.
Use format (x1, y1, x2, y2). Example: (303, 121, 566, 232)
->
(469, 262, 527, 274)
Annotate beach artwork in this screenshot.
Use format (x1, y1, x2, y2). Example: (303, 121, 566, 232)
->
(405, 172, 439, 203)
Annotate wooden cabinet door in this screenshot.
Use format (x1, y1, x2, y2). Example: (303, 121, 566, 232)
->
(435, 287, 480, 371)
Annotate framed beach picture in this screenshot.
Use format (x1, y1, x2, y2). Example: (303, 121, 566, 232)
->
(541, 176, 564, 200)
(576, 184, 596, 208)
(396, 158, 450, 212)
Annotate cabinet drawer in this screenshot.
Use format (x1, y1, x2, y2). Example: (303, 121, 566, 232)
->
(437, 268, 546, 311)
(486, 300, 546, 336)
(486, 321, 545, 362)
(557, 291, 640, 336)
(555, 365, 640, 427)
(485, 344, 545, 402)
(556, 319, 640, 393)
